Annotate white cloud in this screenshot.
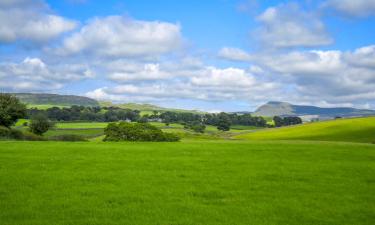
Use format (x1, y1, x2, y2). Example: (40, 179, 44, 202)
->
(86, 65, 280, 104)
(323, 0, 375, 17)
(250, 45, 375, 105)
(59, 16, 182, 57)
(255, 3, 333, 49)
(0, 1, 77, 43)
(218, 47, 252, 61)
(0, 57, 94, 92)
(191, 67, 255, 87)
(108, 63, 172, 82)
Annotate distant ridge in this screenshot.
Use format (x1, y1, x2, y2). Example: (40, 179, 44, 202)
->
(7, 93, 205, 113)
(9, 93, 100, 107)
(253, 101, 375, 119)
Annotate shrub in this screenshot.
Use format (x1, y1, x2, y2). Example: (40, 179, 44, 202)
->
(9, 129, 24, 140)
(184, 122, 206, 133)
(22, 131, 46, 141)
(0, 126, 45, 141)
(29, 114, 54, 136)
(49, 134, 88, 142)
(104, 122, 180, 142)
(162, 132, 181, 142)
(0, 126, 11, 139)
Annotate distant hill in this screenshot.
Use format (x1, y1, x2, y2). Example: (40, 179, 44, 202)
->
(253, 101, 375, 119)
(10, 93, 99, 107)
(100, 101, 205, 114)
(235, 116, 375, 143)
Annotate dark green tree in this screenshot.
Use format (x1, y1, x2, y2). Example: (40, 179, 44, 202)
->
(273, 116, 284, 127)
(217, 112, 231, 131)
(29, 114, 54, 136)
(0, 93, 27, 128)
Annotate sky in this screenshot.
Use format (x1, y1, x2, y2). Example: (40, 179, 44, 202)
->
(0, 0, 375, 112)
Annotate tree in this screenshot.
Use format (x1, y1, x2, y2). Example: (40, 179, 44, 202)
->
(103, 122, 180, 142)
(184, 122, 206, 133)
(29, 114, 54, 136)
(273, 116, 284, 127)
(0, 93, 27, 128)
(217, 112, 231, 131)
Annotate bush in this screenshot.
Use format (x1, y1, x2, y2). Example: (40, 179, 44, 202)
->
(9, 129, 24, 139)
(22, 131, 46, 141)
(184, 122, 206, 133)
(0, 126, 45, 141)
(104, 122, 180, 142)
(162, 132, 181, 142)
(49, 134, 88, 142)
(0, 126, 11, 139)
(29, 114, 54, 136)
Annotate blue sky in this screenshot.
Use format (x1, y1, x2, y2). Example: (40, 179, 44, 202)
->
(1, 0, 375, 111)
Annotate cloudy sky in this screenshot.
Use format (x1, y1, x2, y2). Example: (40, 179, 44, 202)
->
(0, 0, 375, 112)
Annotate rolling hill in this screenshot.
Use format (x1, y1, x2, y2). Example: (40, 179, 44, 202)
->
(99, 101, 205, 114)
(253, 101, 375, 119)
(235, 116, 375, 143)
(8, 93, 205, 113)
(10, 93, 99, 107)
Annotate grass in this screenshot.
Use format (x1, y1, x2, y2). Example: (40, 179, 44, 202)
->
(0, 141, 374, 225)
(56, 122, 109, 129)
(235, 117, 375, 143)
(44, 128, 104, 138)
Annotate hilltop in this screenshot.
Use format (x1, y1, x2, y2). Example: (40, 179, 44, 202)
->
(10, 93, 100, 107)
(99, 101, 205, 114)
(8, 93, 205, 114)
(253, 101, 375, 119)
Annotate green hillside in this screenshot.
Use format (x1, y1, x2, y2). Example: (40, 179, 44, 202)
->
(0, 141, 374, 225)
(10, 93, 99, 107)
(235, 117, 375, 143)
(99, 101, 205, 114)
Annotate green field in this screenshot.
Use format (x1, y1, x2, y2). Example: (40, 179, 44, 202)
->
(0, 141, 374, 225)
(235, 117, 375, 143)
(48, 122, 259, 141)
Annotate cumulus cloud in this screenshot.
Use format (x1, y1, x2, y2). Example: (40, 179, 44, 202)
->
(59, 16, 182, 57)
(0, 57, 94, 92)
(86, 65, 279, 104)
(108, 63, 172, 82)
(255, 3, 333, 49)
(0, 0, 77, 43)
(218, 47, 252, 61)
(323, 0, 375, 18)
(250, 45, 375, 105)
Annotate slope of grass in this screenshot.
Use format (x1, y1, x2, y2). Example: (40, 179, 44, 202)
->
(0, 141, 374, 225)
(44, 129, 104, 138)
(235, 117, 375, 143)
(56, 122, 109, 129)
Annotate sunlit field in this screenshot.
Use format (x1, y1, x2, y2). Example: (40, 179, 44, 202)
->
(0, 141, 374, 225)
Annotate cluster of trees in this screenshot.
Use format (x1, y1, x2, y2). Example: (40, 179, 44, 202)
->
(142, 111, 267, 131)
(273, 116, 303, 127)
(104, 122, 180, 142)
(0, 94, 53, 137)
(27, 106, 140, 122)
(183, 122, 206, 133)
(25, 105, 269, 132)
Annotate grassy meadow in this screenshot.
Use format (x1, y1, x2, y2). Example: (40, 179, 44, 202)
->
(2, 117, 375, 224)
(235, 117, 375, 143)
(0, 141, 374, 225)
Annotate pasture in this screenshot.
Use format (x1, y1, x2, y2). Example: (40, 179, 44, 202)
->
(0, 141, 374, 225)
(235, 117, 375, 143)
